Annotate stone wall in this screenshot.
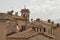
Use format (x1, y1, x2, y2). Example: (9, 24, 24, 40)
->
(0, 22, 6, 40)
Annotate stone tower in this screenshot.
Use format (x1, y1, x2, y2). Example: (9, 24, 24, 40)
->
(21, 6, 30, 22)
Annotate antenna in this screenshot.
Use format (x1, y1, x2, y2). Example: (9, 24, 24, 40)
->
(24, 0, 27, 9)
(24, 5, 26, 9)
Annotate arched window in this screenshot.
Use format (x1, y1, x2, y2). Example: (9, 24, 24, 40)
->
(44, 28, 46, 32)
(23, 14, 27, 18)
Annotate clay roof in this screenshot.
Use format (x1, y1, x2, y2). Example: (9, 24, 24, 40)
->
(0, 13, 25, 20)
(33, 20, 57, 27)
(33, 25, 43, 28)
(0, 13, 13, 20)
(7, 28, 54, 39)
(11, 15, 25, 20)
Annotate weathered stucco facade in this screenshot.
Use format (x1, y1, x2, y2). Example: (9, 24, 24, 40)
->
(0, 22, 6, 40)
(0, 6, 59, 40)
(54, 27, 60, 40)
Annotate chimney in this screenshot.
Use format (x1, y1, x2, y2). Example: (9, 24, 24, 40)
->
(57, 23, 59, 27)
(36, 18, 40, 22)
(31, 19, 33, 22)
(48, 19, 51, 23)
(7, 10, 14, 15)
(15, 12, 18, 16)
(51, 21, 54, 24)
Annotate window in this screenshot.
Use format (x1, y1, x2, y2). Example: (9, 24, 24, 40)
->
(40, 28, 41, 32)
(33, 28, 38, 32)
(33, 28, 35, 31)
(23, 14, 27, 18)
(44, 28, 46, 32)
(21, 25, 26, 31)
(37, 28, 38, 32)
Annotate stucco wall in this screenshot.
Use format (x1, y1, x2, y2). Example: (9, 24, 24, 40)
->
(0, 22, 6, 40)
(54, 27, 60, 40)
(17, 20, 25, 26)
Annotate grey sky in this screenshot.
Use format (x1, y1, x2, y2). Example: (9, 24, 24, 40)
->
(0, 0, 60, 21)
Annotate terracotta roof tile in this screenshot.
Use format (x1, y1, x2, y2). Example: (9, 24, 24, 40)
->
(0, 13, 13, 20)
(7, 28, 54, 39)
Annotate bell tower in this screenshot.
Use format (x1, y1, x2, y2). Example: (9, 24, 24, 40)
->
(21, 6, 30, 22)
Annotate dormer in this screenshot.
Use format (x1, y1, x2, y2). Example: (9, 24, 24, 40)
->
(32, 25, 46, 33)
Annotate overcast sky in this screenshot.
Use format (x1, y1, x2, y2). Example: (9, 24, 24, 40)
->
(0, 0, 60, 21)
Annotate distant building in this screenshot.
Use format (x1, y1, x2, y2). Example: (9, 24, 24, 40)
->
(0, 6, 59, 40)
